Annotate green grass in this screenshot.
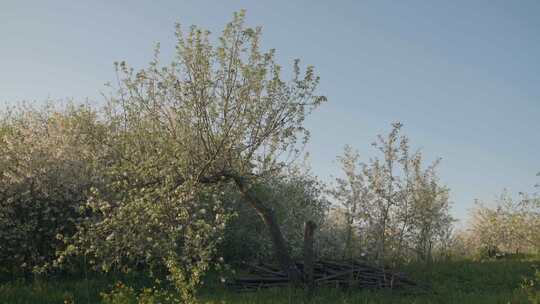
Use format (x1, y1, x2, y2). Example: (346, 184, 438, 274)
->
(0, 259, 537, 303)
(0, 272, 153, 304)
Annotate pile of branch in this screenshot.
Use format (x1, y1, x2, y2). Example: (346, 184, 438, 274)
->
(229, 260, 422, 292)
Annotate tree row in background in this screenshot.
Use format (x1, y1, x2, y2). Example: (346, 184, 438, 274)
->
(457, 188, 540, 259)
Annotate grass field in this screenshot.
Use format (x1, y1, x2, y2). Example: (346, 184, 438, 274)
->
(0, 259, 538, 303)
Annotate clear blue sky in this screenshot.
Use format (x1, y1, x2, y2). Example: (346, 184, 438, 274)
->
(2, 1, 539, 222)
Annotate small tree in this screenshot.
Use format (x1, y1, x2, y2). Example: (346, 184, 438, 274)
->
(329, 145, 370, 260)
(329, 123, 453, 265)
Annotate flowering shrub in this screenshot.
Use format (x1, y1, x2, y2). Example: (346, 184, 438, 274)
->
(0, 103, 107, 274)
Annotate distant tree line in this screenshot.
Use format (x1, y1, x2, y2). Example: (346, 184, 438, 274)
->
(456, 187, 540, 259)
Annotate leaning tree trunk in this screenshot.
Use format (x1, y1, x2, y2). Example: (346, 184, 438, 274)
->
(232, 175, 302, 283)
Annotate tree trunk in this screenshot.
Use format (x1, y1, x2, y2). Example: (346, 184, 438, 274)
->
(303, 221, 316, 298)
(232, 175, 302, 283)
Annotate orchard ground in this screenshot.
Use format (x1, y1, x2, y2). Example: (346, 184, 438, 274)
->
(1, 256, 538, 304)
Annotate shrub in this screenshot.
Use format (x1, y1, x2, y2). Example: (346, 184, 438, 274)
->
(0, 103, 107, 274)
(100, 282, 180, 304)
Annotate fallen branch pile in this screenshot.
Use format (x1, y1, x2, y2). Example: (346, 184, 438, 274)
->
(229, 260, 423, 292)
